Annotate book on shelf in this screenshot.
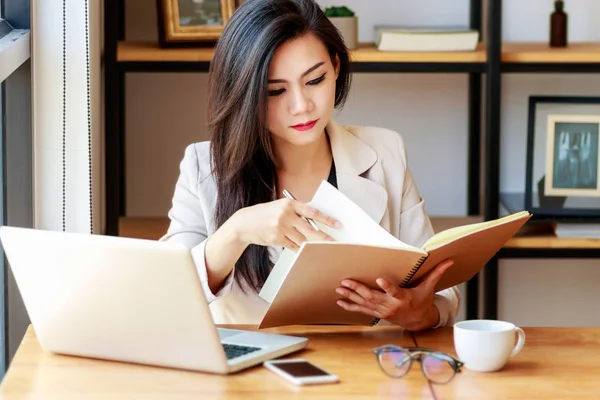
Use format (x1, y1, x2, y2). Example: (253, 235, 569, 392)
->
(375, 26, 479, 52)
(555, 222, 600, 238)
(257, 181, 531, 329)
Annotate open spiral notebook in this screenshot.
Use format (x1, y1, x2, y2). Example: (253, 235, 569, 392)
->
(258, 181, 531, 328)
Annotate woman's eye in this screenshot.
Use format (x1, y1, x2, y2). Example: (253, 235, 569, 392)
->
(307, 74, 326, 85)
(268, 88, 285, 97)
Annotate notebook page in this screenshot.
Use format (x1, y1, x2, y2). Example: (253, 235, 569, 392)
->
(259, 181, 418, 304)
(308, 180, 416, 250)
(259, 249, 297, 303)
(422, 210, 531, 251)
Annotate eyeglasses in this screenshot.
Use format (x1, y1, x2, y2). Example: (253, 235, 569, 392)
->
(373, 345, 464, 384)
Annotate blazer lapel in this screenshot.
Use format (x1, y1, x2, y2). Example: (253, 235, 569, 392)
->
(327, 120, 388, 224)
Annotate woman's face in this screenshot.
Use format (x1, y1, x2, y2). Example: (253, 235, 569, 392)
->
(266, 33, 339, 147)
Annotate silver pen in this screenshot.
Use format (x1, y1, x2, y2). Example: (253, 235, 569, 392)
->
(282, 189, 320, 232)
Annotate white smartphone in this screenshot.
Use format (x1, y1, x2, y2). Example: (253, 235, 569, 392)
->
(263, 359, 339, 386)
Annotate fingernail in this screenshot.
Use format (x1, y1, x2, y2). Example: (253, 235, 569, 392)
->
(335, 288, 344, 295)
(334, 221, 342, 228)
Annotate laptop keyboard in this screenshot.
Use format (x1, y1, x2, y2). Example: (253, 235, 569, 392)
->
(222, 343, 262, 360)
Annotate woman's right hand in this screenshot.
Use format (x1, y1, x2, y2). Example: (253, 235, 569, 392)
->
(233, 198, 341, 251)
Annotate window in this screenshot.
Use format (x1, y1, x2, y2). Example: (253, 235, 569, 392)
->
(0, 0, 32, 377)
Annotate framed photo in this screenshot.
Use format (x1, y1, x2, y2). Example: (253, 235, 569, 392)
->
(157, 0, 236, 47)
(525, 96, 600, 221)
(544, 114, 600, 197)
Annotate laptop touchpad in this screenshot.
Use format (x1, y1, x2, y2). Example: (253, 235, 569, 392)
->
(217, 328, 242, 340)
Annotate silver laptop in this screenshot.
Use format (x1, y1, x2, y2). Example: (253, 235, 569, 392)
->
(0, 226, 308, 374)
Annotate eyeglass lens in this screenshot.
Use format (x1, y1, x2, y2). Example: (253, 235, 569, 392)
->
(421, 353, 455, 383)
(377, 347, 411, 378)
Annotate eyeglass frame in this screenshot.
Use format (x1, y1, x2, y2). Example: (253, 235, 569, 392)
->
(372, 344, 464, 384)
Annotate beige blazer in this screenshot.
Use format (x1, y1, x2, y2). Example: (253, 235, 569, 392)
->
(161, 120, 461, 327)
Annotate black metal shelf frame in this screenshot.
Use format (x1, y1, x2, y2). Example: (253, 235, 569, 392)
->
(498, 248, 600, 259)
(502, 63, 600, 73)
(119, 61, 486, 74)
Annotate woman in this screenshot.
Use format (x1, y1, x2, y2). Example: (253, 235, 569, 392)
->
(161, 0, 460, 331)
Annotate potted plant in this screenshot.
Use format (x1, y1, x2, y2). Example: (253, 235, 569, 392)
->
(325, 6, 358, 50)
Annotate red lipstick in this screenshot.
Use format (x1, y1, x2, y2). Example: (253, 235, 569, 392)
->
(291, 119, 318, 131)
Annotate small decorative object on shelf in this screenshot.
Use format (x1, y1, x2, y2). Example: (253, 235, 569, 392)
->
(157, 0, 236, 47)
(549, 0, 568, 47)
(325, 6, 358, 50)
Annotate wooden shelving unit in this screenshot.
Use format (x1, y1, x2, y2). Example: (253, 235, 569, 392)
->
(118, 41, 487, 64)
(105, 0, 600, 321)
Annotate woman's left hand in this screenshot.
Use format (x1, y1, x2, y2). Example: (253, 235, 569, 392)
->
(335, 259, 454, 331)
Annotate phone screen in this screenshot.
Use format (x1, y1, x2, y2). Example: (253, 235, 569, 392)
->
(272, 361, 331, 377)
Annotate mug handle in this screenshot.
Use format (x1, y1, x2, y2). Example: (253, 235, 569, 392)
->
(510, 327, 526, 357)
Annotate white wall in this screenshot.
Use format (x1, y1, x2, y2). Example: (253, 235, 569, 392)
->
(124, 0, 600, 327)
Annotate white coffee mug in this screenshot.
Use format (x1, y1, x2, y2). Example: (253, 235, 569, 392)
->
(453, 319, 525, 372)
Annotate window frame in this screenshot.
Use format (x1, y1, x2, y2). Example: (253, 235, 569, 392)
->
(0, 0, 32, 376)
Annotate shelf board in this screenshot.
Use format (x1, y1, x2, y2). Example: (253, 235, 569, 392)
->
(117, 41, 600, 69)
(119, 216, 487, 241)
(430, 216, 483, 233)
(119, 217, 170, 241)
(117, 41, 487, 65)
(504, 236, 600, 249)
(118, 216, 600, 251)
(118, 41, 214, 63)
(350, 43, 486, 63)
(120, 216, 600, 250)
(503, 42, 600, 63)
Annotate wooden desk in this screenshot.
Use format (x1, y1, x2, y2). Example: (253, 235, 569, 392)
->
(415, 327, 600, 400)
(0, 325, 431, 399)
(1, 325, 599, 399)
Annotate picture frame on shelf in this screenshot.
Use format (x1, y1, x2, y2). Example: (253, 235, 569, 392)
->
(525, 96, 600, 221)
(157, 0, 236, 47)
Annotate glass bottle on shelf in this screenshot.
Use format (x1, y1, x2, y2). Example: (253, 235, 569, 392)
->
(550, 0, 568, 47)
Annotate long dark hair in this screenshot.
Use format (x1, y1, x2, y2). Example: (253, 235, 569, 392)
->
(208, 0, 352, 292)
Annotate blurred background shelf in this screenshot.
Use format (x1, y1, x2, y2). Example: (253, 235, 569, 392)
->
(503, 42, 600, 63)
(119, 217, 170, 241)
(116, 41, 487, 73)
(502, 42, 600, 72)
(118, 41, 600, 70)
(119, 216, 600, 259)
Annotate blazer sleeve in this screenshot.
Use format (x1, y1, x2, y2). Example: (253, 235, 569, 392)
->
(395, 134, 462, 328)
(159, 144, 234, 303)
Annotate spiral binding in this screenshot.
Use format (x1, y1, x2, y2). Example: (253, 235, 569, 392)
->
(62, 0, 94, 233)
(369, 254, 429, 327)
(400, 254, 428, 287)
